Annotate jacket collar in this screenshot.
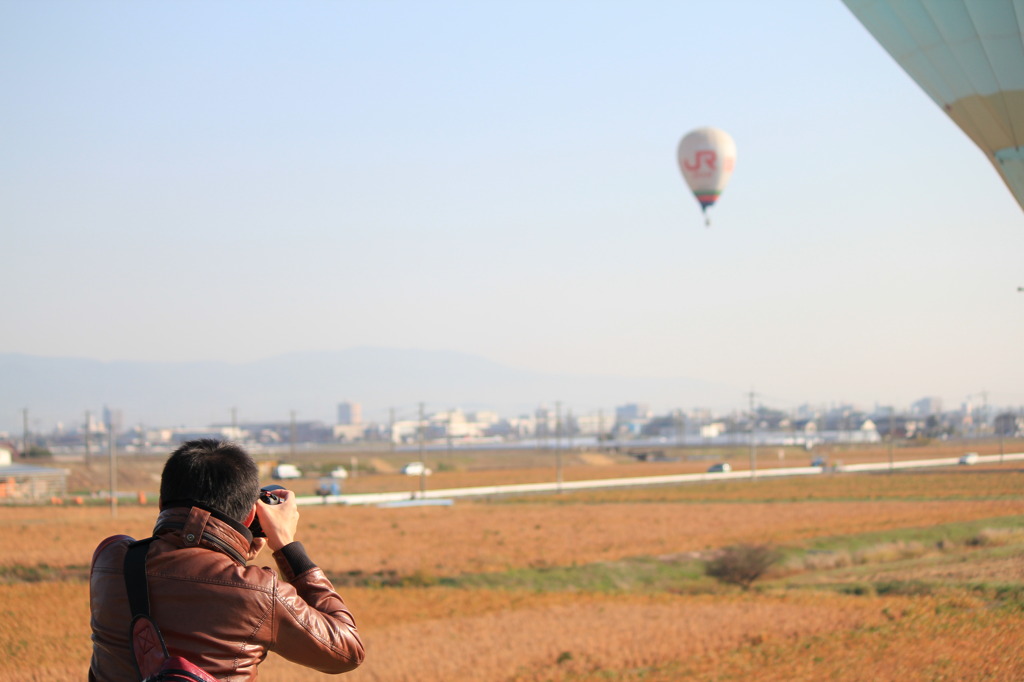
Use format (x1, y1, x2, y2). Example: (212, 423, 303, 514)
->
(153, 503, 253, 566)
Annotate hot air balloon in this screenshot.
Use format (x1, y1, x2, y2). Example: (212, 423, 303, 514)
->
(677, 127, 736, 226)
(843, 0, 1024, 212)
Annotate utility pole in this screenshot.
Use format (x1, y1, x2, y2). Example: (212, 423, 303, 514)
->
(981, 390, 989, 437)
(747, 390, 757, 479)
(537, 405, 547, 454)
(289, 410, 296, 460)
(555, 401, 563, 491)
(566, 408, 574, 450)
(675, 409, 686, 450)
(84, 410, 91, 468)
(108, 418, 118, 518)
(418, 402, 426, 497)
(446, 409, 453, 464)
(389, 407, 396, 453)
(22, 408, 29, 457)
(888, 405, 895, 473)
(999, 419, 1005, 463)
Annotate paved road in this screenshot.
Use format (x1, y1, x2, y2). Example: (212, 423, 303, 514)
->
(295, 452, 1024, 507)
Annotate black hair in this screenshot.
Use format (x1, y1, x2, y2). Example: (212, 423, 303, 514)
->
(160, 439, 260, 522)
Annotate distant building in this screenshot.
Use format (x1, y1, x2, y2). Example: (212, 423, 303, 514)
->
(103, 406, 123, 432)
(333, 424, 366, 442)
(85, 412, 106, 435)
(430, 410, 480, 439)
(389, 419, 420, 444)
(0, 444, 69, 501)
(467, 411, 501, 426)
(701, 422, 727, 439)
(534, 406, 555, 437)
(615, 403, 651, 423)
(337, 402, 362, 426)
(910, 397, 943, 416)
(574, 412, 609, 437)
(169, 428, 238, 445)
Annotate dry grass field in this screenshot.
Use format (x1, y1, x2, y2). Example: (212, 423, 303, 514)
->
(2, 444, 1023, 681)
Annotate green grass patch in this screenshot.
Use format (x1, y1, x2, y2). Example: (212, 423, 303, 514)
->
(804, 514, 1024, 554)
(322, 515, 1023, 596)
(442, 555, 713, 593)
(0, 563, 90, 584)
(327, 555, 715, 592)
(967, 582, 1024, 611)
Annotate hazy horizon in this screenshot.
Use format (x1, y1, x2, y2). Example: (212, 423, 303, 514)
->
(2, 346, 1016, 436)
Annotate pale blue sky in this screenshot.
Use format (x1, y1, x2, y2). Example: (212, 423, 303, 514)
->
(3, 0, 1023, 419)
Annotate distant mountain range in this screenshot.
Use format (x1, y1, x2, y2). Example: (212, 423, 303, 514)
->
(0, 348, 740, 431)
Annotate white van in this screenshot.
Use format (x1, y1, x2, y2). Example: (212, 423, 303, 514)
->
(958, 452, 979, 465)
(273, 463, 303, 480)
(401, 461, 431, 476)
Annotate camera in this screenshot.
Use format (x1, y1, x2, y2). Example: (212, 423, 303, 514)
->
(248, 485, 285, 538)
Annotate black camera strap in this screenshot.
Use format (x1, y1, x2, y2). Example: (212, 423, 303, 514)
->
(123, 538, 218, 682)
(124, 538, 174, 679)
(124, 538, 157, 620)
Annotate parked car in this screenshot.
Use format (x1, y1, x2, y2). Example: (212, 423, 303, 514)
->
(315, 478, 341, 496)
(272, 463, 302, 480)
(707, 462, 732, 473)
(959, 452, 979, 465)
(811, 457, 827, 468)
(329, 466, 349, 479)
(401, 461, 431, 476)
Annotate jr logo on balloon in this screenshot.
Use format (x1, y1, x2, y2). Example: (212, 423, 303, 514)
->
(683, 150, 718, 173)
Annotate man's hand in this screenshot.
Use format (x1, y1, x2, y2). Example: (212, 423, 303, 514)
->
(254, 488, 300, 552)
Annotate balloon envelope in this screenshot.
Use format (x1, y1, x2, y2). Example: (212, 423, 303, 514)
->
(677, 127, 737, 214)
(843, 0, 1024, 212)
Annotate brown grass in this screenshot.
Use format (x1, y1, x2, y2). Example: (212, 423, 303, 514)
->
(0, 582, 92, 681)
(305, 591, 901, 682)
(10, 584, 1019, 682)
(1, 496, 1021, 577)
(688, 591, 1024, 682)
(551, 469, 1024, 504)
(1, 462, 1022, 681)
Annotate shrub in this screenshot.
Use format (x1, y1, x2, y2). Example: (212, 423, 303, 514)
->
(705, 544, 781, 589)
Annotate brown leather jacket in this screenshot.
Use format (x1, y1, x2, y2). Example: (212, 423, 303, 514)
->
(89, 505, 364, 681)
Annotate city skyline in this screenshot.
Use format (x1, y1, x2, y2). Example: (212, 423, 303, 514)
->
(2, 346, 1017, 437)
(10, 389, 1020, 459)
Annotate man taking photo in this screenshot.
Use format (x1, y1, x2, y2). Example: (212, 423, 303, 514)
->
(89, 438, 365, 680)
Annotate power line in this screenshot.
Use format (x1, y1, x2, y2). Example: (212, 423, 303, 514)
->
(747, 389, 758, 479)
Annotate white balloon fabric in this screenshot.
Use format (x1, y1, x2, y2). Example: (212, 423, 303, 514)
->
(843, 0, 1024, 212)
(677, 127, 737, 224)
